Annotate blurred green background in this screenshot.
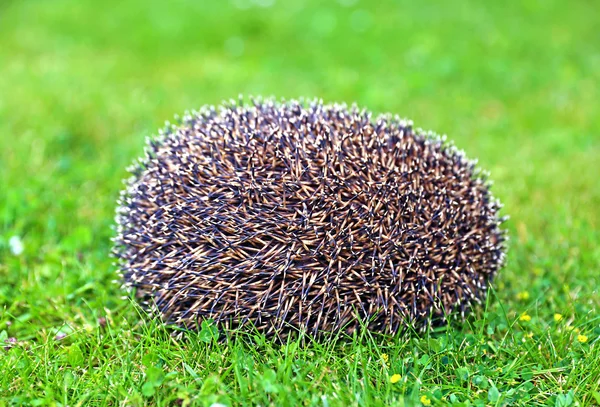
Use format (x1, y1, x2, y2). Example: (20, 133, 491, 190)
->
(1, 0, 599, 405)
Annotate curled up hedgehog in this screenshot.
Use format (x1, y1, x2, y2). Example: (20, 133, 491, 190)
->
(113, 98, 507, 338)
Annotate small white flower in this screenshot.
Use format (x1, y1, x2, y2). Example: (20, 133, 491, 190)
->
(9, 236, 24, 256)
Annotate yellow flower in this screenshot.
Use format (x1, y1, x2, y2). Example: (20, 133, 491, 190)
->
(381, 353, 389, 363)
(577, 334, 588, 343)
(526, 332, 534, 339)
(420, 395, 432, 406)
(519, 312, 531, 322)
(390, 373, 401, 384)
(554, 313, 563, 322)
(516, 291, 530, 301)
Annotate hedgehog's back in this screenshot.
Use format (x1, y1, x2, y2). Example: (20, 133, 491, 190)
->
(114, 99, 507, 337)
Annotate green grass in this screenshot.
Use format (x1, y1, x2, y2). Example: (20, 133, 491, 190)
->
(1, 0, 599, 405)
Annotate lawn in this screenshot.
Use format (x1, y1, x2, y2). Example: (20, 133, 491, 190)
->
(0, 0, 599, 405)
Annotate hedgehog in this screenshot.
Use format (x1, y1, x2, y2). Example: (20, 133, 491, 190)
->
(113, 98, 507, 338)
